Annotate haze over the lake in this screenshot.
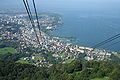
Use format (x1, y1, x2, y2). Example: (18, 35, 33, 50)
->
(1, 0, 120, 10)
(0, 0, 120, 51)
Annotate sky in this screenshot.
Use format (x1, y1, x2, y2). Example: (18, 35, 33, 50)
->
(0, 0, 120, 11)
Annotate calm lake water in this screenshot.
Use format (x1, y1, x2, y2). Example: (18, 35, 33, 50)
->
(0, 0, 120, 52)
(51, 10, 120, 52)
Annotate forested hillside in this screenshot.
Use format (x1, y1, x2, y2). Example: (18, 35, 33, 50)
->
(0, 60, 120, 80)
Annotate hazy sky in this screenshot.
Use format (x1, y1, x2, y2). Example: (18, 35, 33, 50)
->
(0, 0, 120, 11)
(0, 0, 120, 16)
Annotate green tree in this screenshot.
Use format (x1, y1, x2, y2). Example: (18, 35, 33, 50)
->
(110, 68, 120, 80)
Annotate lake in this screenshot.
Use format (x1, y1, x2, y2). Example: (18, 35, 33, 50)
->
(51, 10, 120, 52)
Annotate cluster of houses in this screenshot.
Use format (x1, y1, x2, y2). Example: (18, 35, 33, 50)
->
(0, 13, 118, 67)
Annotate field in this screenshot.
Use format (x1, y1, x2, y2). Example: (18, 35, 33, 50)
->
(91, 77, 109, 80)
(16, 58, 31, 64)
(0, 47, 17, 54)
(59, 53, 68, 57)
(65, 59, 74, 63)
